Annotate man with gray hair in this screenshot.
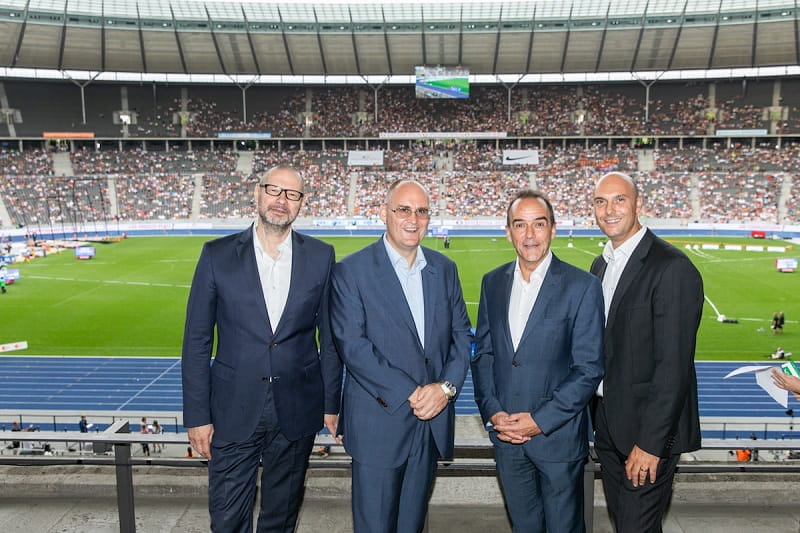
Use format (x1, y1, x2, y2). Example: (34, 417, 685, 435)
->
(330, 179, 471, 532)
(182, 166, 341, 532)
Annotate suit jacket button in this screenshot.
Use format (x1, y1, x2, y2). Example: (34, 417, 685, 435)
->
(269, 343, 277, 348)
(512, 361, 520, 367)
(424, 358, 429, 364)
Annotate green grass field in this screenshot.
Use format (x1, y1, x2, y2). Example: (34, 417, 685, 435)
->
(0, 235, 796, 360)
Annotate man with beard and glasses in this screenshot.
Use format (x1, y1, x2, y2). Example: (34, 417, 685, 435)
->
(182, 166, 342, 532)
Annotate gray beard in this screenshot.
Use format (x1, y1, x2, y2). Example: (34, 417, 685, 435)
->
(259, 212, 292, 234)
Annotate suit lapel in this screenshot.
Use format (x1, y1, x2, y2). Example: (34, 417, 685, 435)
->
(606, 230, 654, 333)
(421, 256, 438, 353)
(371, 241, 423, 350)
(237, 225, 274, 337)
(591, 256, 608, 280)
(515, 256, 559, 352)
(497, 262, 516, 353)
(273, 230, 304, 339)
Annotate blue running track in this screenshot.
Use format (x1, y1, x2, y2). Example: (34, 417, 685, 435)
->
(1, 357, 798, 437)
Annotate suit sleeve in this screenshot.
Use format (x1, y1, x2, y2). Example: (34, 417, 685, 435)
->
(318, 246, 343, 415)
(532, 277, 605, 436)
(181, 243, 216, 429)
(438, 262, 472, 392)
(330, 261, 419, 413)
(471, 275, 504, 424)
(636, 258, 704, 456)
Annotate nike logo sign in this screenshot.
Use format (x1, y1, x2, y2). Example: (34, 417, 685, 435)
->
(504, 156, 533, 161)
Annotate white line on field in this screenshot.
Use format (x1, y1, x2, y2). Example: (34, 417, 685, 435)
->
(116, 359, 182, 410)
(26, 275, 190, 289)
(704, 295, 722, 319)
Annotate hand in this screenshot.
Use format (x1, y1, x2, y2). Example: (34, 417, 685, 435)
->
(492, 412, 539, 444)
(408, 383, 448, 420)
(188, 424, 214, 460)
(625, 445, 660, 487)
(490, 411, 525, 444)
(324, 414, 342, 445)
(771, 368, 800, 395)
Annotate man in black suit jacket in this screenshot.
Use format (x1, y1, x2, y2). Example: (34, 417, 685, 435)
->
(590, 172, 703, 533)
(182, 166, 341, 532)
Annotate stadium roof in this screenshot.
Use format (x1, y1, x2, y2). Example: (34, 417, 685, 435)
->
(0, 0, 797, 79)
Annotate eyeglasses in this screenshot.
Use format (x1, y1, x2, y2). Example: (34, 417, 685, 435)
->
(259, 184, 304, 202)
(389, 206, 430, 219)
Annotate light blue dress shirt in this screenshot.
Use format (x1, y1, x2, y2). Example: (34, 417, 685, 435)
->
(383, 235, 427, 348)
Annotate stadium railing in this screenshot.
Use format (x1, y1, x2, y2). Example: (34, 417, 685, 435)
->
(2, 421, 800, 533)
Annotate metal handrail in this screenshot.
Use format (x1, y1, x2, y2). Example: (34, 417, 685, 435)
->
(3, 427, 800, 533)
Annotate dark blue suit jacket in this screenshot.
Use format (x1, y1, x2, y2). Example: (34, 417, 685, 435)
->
(471, 254, 605, 462)
(330, 239, 471, 468)
(181, 226, 341, 443)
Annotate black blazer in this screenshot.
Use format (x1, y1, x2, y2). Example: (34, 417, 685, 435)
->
(590, 229, 703, 457)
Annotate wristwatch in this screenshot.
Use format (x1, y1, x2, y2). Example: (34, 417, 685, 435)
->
(439, 380, 457, 401)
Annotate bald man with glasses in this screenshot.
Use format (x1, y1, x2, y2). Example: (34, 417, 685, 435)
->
(330, 178, 472, 532)
(182, 166, 342, 532)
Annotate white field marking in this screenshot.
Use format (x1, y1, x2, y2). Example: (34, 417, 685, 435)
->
(702, 315, 796, 324)
(0, 341, 28, 352)
(26, 275, 190, 289)
(688, 247, 716, 260)
(572, 248, 600, 258)
(116, 358, 182, 410)
(704, 295, 723, 319)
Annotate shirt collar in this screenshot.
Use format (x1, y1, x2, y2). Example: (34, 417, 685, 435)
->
(253, 225, 293, 258)
(383, 234, 427, 272)
(514, 250, 552, 284)
(602, 225, 647, 264)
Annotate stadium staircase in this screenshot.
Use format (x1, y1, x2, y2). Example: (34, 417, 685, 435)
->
(637, 149, 655, 172)
(347, 172, 358, 214)
(235, 151, 253, 175)
(778, 175, 792, 223)
(191, 175, 204, 220)
(52, 153, 74, 177)
(0, 195, 12, 227)
(106, 176, 119, 218)
(690, 174, 701, 219)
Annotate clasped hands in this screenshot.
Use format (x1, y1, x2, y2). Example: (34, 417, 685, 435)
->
(489, 411, 542, 444)
(408, 384, 448, 420)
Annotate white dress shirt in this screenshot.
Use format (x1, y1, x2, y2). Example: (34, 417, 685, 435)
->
(600, 225, 647, 321)
(253, 226, 293, 331)
(383, 235, 427, 348)
(597, 225, 647, 395)
(508, 252, 552, 352)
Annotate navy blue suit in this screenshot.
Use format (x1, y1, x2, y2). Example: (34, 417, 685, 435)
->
(471, 254, 604, 533)
(330, 239, 471, 533)
(182, 226, 341, 532)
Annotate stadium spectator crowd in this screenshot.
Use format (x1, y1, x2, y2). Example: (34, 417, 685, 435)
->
(70, 148, 238, 175)
(115, 175, 194, 221)
(117, 83, 788, 138)
(1, 143, 797, 227)
(0, 149, 54, 175)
